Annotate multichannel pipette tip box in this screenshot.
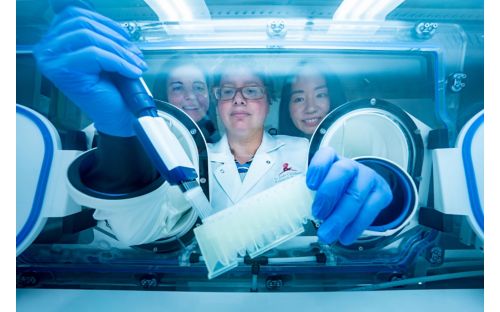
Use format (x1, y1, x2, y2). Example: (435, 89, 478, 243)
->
(194, 175, 314, 279)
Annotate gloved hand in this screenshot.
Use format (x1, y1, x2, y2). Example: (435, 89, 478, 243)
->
(34, 6, 148, 137)
(307, 147, 393, 245)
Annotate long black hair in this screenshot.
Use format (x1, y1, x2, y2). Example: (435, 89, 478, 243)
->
(279, 60, 346, 138)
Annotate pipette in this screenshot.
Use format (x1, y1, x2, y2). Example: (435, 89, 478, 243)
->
(51, 0, 213, 220)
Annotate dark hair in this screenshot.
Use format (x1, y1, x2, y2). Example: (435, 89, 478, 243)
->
(279, 60, 347, 138)
(211, 56, 275, 104)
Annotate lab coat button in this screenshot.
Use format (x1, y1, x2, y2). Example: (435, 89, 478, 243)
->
(266, 160, 271, 164)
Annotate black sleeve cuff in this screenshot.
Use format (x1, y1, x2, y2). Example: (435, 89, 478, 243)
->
(197, 117, 220, 143)
(76, 132, 163, 195)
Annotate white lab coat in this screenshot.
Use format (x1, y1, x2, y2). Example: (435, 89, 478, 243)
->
(67, 132, 309, 246)
(209, 132, 309, 213)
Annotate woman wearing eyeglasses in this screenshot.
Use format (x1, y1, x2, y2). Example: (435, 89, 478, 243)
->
(208, 58, 311, 212)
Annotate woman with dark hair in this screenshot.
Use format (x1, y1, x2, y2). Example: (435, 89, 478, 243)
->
(154, 55, 219, 143)
(279, 61, 346, 138)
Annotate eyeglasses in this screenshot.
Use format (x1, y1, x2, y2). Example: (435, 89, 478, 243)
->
(213, 86, 266, 101)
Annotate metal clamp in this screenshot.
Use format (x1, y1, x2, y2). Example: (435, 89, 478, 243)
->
(414, 22, 438, 39)
(122, 22, 142, 41)
(267, 19, 287, 39)
(448, 73, 467, 92)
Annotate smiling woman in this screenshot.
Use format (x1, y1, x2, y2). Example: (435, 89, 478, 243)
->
(279, 61, 347, 138)
(167, 66, 209, 121)
(154, 55, 219, 142)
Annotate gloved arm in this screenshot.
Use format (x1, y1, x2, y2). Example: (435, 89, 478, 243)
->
(307, 147, 393, 245)
(34, 5, 147, 137)
(34, 6, 158, 193)
(33, 5, 178, 245)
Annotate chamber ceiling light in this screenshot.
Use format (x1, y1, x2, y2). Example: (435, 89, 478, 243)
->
(144, 0, 211, 22)
(329, 0, 405, 34)
(332, 0, 405, 21)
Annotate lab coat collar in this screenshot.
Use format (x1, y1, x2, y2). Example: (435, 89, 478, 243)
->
(210, 132, 284, 161)
(210, 134, 234, 162)
(259, 131, 286, 154)
(210, 132, 286, 203)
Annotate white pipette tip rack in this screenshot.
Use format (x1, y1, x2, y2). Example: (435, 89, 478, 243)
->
(194, 175, 314, 279)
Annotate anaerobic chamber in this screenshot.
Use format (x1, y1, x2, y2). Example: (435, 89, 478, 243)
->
(16, 0, 484, 309)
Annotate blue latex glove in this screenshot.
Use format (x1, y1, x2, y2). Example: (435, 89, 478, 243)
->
(307, 147, 393, 245)
(34, 6, 148, 137)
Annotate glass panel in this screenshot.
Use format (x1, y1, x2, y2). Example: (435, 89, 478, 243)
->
(16, 0, 484, 292)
